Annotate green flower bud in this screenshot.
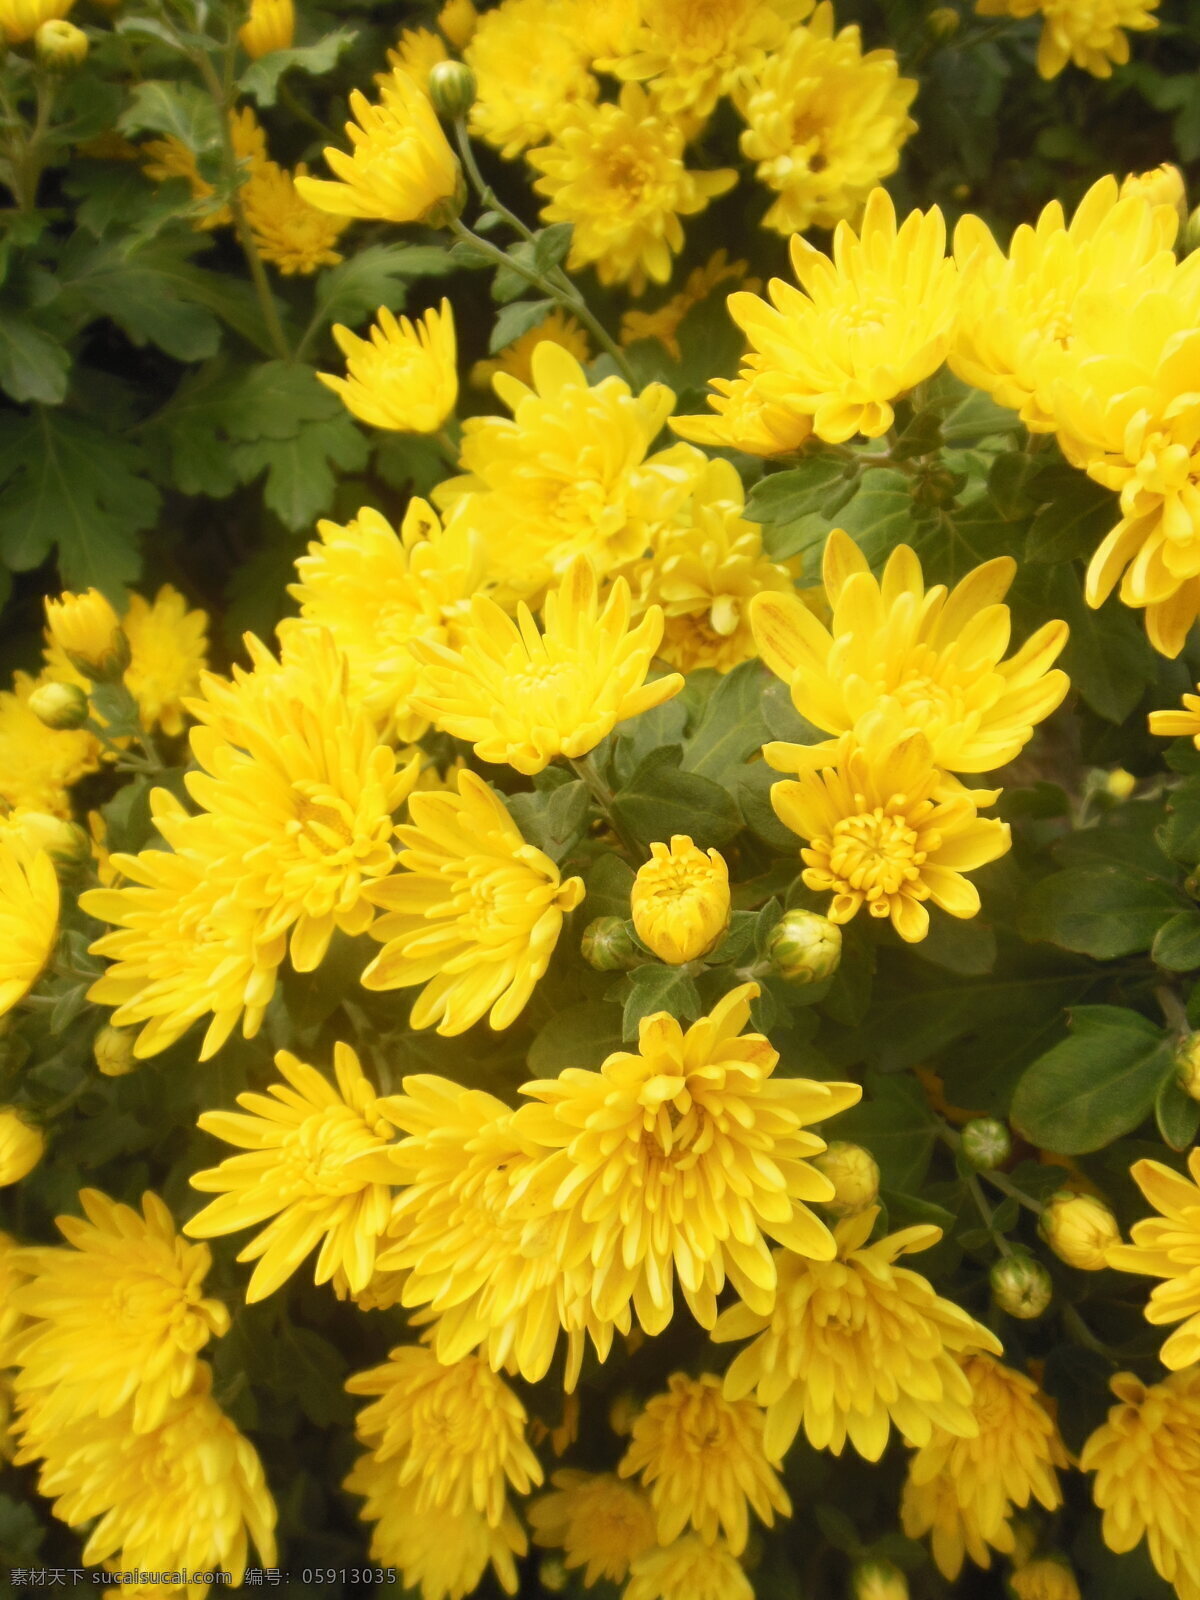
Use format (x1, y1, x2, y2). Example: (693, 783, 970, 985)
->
(428, 59, 477, 121)
(990, 1252, 1052, 1319)
(581, 916, 641, 972)
(27, 680, 89, 731)
(852, 1559, 909, 1600)
(7, 811, 90, 873)
(1040, 1189, 1119, 1271)
(961, 1117, 1012, 1170)
(1176, 1032, 1200, 1101)
(925, 6, 960, 36)
(35, 17, 88, 70)
(814, 1141, 880, 1217)
(93, 1024, 137, 1078)
(767, 909, 842, 984)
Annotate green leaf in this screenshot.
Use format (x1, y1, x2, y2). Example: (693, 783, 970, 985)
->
(533, 223, 573, 272)
(744, 455, 851, 527)
(911, 910, 997, 975)
(1024, 468, 1117, 565)
(622, 963, 702, 1038)
(987, 451, 1043, 521)
(612, 695, 688, 787)
(938, 382, 1022, 445)
(489, 297, 556, 353)
(528, 1001, 624, 1075)
(682, 661, 771, 782)
(584, 854, 636, 920)
(736, 761, 797, 852)
(1032, 564, 1158, 723)
(612, 747, 742, 850)
(1011, 1005, 1171, 1153)
(309, 244, 456, 332)
(503, 780, 589, 863)
(1156, 1069, 1200, 1151)
(1019, 865, 1182, 959)
(56, 235, 223, 363)
(238, 28, 359, 106)
(274, 1325, 353, 1427)
(1152, 910, 1200, 972)
(117, 79, 221, 152)
(835, 469, 917, 566)
(233, 412, 369, 530)
(0, 310, 70, 404)
(835, 1071, 939, 1192)
(1158, 777, 1200, 865)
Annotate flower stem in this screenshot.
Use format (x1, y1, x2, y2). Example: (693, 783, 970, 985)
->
(568, 753, 644, 861)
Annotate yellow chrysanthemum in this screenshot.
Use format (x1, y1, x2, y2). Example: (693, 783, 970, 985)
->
(602, 0, 811, 122)
(1011, 1560, 1082, 1600)
(769, 713, 1012, 941)
(238, 0, 292, 58)
(0, 671, 100, 814)
(321, 300, 457, 433)
(975, 0, 1158, 78)
(345, 1450, 526, 1599)
(0, 1107, 43, 1187)
(512, 982, 861, 1336)
(470, 307, 591, 389)
(752, 529, 1070, 776)
(435, 342, 680, 603)
(142, 107, 267, 232)
(671, 362, 814, 456)
(951, 177, 1178, 433)
(0, 0, 71, 44)
(729, 189, 957, 442)
(385, 25, 447, 90)
(527, 84, 737, 297)
(619, 1373, 790, 1555)
(241, 160, 348, 274)
(529, 1470, 656, 1586)
(286, 498, 485, 744)
(0, 831, 58, 1017)
(1121, 162, 1187, 218)
(44, 587, 126, 680)
(14, 1365, 277, 1595)
(625, 1535, 753, 1600)
(1104, 1149, 1200, 1368)
(465, 0, 596, 158)
(295, 68, 462, 225)
(712, 1206, 1003, 1462)
(1150, 684, 1200, 745)
(1080, 1368, 1200, 1600)
(184, 1043, 401, 1303)
(735, 3, 917, 236)
(621, 251, 755, 362)
(0, 1230, 28, 1351)
(901, 1355, 1068, 1580)
(361, 768, 585, 1033)
(631, 836, 731, 964)
(347, 1345, 542, 1527)
(10, 1190, 228, 1434)
(409, 556, 684, 775)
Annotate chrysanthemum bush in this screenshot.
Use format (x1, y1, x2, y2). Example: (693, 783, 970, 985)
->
(4, 2, 1200, 1599)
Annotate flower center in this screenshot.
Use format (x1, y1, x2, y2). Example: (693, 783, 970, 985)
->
(827, 806, 926, 898)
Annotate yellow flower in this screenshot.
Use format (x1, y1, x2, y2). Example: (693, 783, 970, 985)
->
(752, 529, 1071, 777)
(0, 1230, 28, 1349)
(951, 177, 1178, 433)
(295, 69, 463, 225)
(409, 556, 684, 775)
(527, 85, 737, 296)
(347, 1345, 542, 1526)
(465, 0, 596, 159)
(1122, 162, 1187, 220)
(0, 671, 99, 815)
(1150, 684, 1200, 744)
(238, 0, 293, 58)
(361, 768, 585, 1033)
(735, 3, 917, 236)
(529, 1470, 656, 1586)
(901, 1355, 1067, 1580)
(602, 0, 811, 122)
(93, 1023, 137, 1077)
(671, 363, 814, 456)
(435, 341, 678, 603)
(621, 251, 755, 362)
(512, 983, 861, 1335)
(0, 1108, 44, 1187)
(769, 714, 1012, 942)
(1105, 1149, 1200, 1368)
(242, 160, 348, 274)
(1080, 1368, 1200, 1600)
(321, 300, 457, 433)
(812, 1141, 880, 1215)
(185, 1043, 401, 1303)
(13, 1364, 277, 1589)
(619, 1373, 790, 1555)
(625, 1535, 753, 1600)
(631, 836, 730, 964)
(713, 1205, 1003, 1462)
(0, 0, 71, 44)
(1010, 1559, 1082, 1600)
(385, 26, 448, 91)
(1040, 1190, 1120, 1270)
(10, 1190, 228, 1434)
(345, 1450, 526, 1598)
(287, 498, 485, 744)
(44, 587, 128, 682)
(470, 306, 590, 389)
(0, 832, 58, 1018)
(729, 189, 957, 442)
(438, 0, 477, 49)
(975, 0, 1158, 78)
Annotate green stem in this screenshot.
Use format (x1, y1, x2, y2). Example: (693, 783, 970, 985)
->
(9, 77, 56, 213)
(279, 79, 335, 142)
(568, 754, 643, 861)
(453, 118, 536, 243)
(1061, 1302, 1119, 1363)
(1157, 984, 1191, 1039)
(434, 427, 460, 469)
(965, 1168, 1014, 1256)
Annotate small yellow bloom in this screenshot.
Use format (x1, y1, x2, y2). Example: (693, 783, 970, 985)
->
(1122, 162, 1187, 221)
(729, 189, 957, 442)
(1080, 1368, 1200, 1598)
(0, 810, 88, 872)
(44, 588, 128, 682)
(1010, 1559, 1082, 1600)
(671, 363, 814, 457)
(1040, 1189, 1120, 1270)
(529, 1470, 656, 1587)
(34, 17, 86, 67)
(813, 1141, 880, 1215)
(0, 0, 71, 44)
(527, 84, 737, 296)
(0, 1108, 43, 1186)
(410, 556, 683, 775)
(385, 26, 447, 91)
(238, 0, 293, 58)
(361, 768, 585, 1033)
(631, 836, 730, 964)
(621, 251, 755, 363)
(0, 832, 58, 1017)
(242, 160, 348, 275)
(295, 69, 463, 226)
(766, 908, 842, 983)
(321, 300, 457, 433)
(1105, 1148, 1200, 1368)
(619, 1373, 790, 1555)
(0, 671, 99, 816)
(470, 306, 590, 390)
(625, 1535, 753, 1600)
(438, 0, 477, 49)
(93, 1023, 136, 1077)
(465, 0, 596, 159)
(975, 0, 1158, 78)
(1150, 684, 1200, 746)
(185, 1043, 402, 1302)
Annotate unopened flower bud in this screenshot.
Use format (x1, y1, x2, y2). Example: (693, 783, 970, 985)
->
(1105, 767, 1136, 800)
(631, 836, 730, 965)
(581, 916, 641, 972)
(34, 17, 88, 69)
(1177, 1032, 1200, 1100)
(990, 1252, 1052, 1319)
(93, 1024, 137, 1077)
(852, 1559, 909, 1600)
(1040, 1190, 1119, 1271)
(44, 588, 129, 682)
(0, 1106, 43, 1186)
(1184, 204, 1200, 257)
(7, 811, 89, 872)
(608, 1391, 639, 1436)
(767, 909, 842, 983)
(1010, 1557, 1082, 1600)
(238, 0, 294, 59)
(538, 1558, 568, 1594)
(815, 1141, 880, 1216)
(428, 59, 477, 121)
(961, 1117, 1012, 1170)
(925, 6, 960, 36)
(1120, 163, 1187, 225)
(437, 0, 477, 48)
(27, 680, 89, 731)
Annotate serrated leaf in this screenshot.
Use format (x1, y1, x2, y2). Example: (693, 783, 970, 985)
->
(56, 235, 223, 363)
(238, 28, 358, 106)
(307, 244, 454, 335)
(612, 746, 742, 850)
(489, 297, 556, 353)
(988, 450, 1043, 521)
(504, 780, 589, 863)
(1019, 865, 1182, 959)
(528, 1001, 624, 1075)
(622, 964, 702, 1038)
(233, 412, 368, 529)
(533, 223, 573, 272)
(1011, 1005, 1170, 1153)
(0, 309, 70, 404)
(1024, 470, 1117, 564)
(744, 456, 850, 526)
(118, 79, 221, 151)
(682, 660, 771, 782)
(836, 468, 917, 565)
